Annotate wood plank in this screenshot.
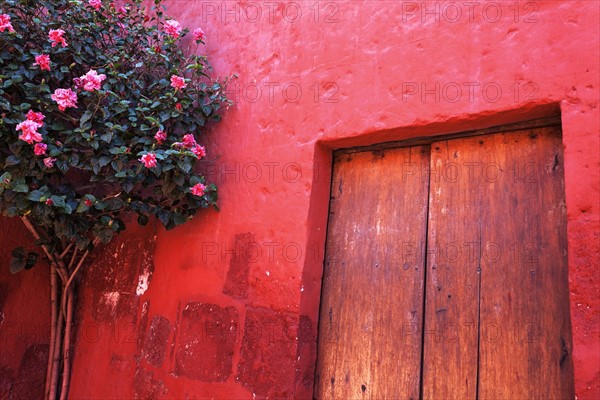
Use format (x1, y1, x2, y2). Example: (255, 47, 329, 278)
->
(315, 146, 430, 400)
(421, 137, 483, 399)
(423, 127, 574, 399)
(476, 127, 574, 399)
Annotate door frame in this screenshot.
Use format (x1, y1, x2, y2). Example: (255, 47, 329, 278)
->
(299, 106, 576, 398)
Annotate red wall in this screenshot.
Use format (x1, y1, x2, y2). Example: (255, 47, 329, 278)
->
(1, 1, 599, 399)
(0, 218, 50, 399)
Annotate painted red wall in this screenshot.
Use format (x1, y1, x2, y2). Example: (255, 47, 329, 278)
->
(0, 217, 50, 398)
(1, 1, 598, 399)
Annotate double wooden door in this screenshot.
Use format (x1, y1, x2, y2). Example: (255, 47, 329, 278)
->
(315, 124, 574, 399)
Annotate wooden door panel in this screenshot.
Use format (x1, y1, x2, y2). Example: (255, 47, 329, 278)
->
(315, 146, 430, 400)
(422, 138, 483, 399)
(475, 127, 574, 399)
(423, 128, 574, 399)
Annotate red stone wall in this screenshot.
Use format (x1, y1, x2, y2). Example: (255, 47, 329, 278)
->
(0, 1, 598, 399)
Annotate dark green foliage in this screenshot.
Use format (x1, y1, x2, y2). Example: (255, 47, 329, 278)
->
(0, 0, 230, 252)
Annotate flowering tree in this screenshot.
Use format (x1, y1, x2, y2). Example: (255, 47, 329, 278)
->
(0, 1, 229, 398)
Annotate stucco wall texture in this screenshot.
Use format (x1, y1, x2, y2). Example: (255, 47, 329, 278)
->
(0, 0, 598, 399)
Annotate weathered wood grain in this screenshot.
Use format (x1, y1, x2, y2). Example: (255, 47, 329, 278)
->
(315, 146, 430, 400)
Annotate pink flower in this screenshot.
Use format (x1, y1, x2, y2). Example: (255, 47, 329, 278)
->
(175, 103, 182, 111)
(25, 110, 45, 125)
(164, 20, 181, 38)
(0, 14, 15, 33)
(44, 157, 57, 168)
(51, 88, 78, 111)
(33, 54, 51, 71)
(16, 120, 43, 144)
(49, 29, 67, 47)
(139, 153, 157, 168)
(88, 0, 102, 10)
(190, 183, 207, 197)
(34, 143, 48, 155)
(111, 3, 128, 15)
(170, 75, 186, 90)
(155, 130, 167, 144)
(79, 69, 106, 91)
(191, 145, 206, 159)
(182, 134, 196, 148)
(193, 28, 205, 42)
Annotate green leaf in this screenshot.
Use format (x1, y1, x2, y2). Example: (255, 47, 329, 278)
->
(49, 195, 66, 208)
(25, 252, 38, 270)
(137, 214, 149, 226)
(0, 172, 12, 186)
(9, 247, 26, 274)
(157, 209, 171, 226)
(5, 155, 20, 166)
(80, 110, 93, 127)
(76, 199, 90, 213)
(12, 247, 25, 259)
(100, 132, 114, 143)
(96, 228, 114, 243)
(26, 189, 47, 202)
(177, 159, 192, 174)
(105, 197, 124, 211)
(11, 178, 28, 193)
(110, 146, 128, 155)
(10, 256, 26, 274)
(172, 212, 187, 226)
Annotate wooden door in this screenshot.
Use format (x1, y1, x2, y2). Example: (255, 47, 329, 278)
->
(314, 146, 430, 399)
(315, 124, 574, 399)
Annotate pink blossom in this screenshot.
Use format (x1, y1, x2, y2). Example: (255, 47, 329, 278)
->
(16, 120, 43, 144)
(88, 0, 102, 10)
(155, 130, 167, 144)
(139, 153, 157, 168)
(175, 103, 182, 111)
(0, 14, 15, 33)
(25, 110, 46, 125)
(49, 29, 67, 47)
(193, 28, 205, 42)
(34, 143, 48, 155)
(44, 157, 57, 168)
(170, 75, 186, 90)
(182, 134, 196, 148)
(51, 88, 78, 111)
(164, 20, 182, 38)
(190, 183, 207, 197)
(191, 145, 206, 159)
(111, 3, 128, 15)
(79, 69, 106, 91)
(33, 54, 51, 71)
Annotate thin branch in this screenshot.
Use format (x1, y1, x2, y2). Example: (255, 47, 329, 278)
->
(44, 267, 58, 400)
(19, 216, 67, 283)
(49, 306, 63, 400)
(20, 216, 56, 264)
(59, 241, 75, 260)
(67, 248, 80, 272)
(60, 287, 74, 400)
(60, 238, 98, 322)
